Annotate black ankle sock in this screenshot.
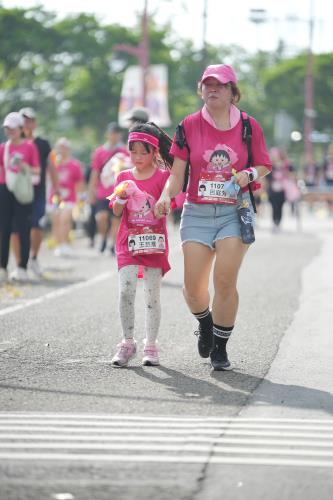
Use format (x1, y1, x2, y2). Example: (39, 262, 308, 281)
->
(193, 308, 213, 331)
(213, 324, 233, 349)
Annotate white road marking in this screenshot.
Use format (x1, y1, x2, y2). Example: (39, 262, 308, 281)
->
(1, 443, 333, 457)
(0, 434, 333, 448)
(0, 419, 333, 431)
(0, 452, 332, 468)
(0, 414, 333, 468)
(1, 426, 333, 439)
(0, 272, 113, 318)
(0, 236, 181, 318)
(0, 414, 332, 424)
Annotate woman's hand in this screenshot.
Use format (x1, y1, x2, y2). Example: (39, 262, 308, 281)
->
(234, 170, 254, 189)
(154, 195, 171, 218)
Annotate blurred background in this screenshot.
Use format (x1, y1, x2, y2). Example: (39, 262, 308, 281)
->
(0, 0, 332, 176)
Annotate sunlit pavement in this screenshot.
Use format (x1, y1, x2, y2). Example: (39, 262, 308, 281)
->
(0, 203, 333, 500)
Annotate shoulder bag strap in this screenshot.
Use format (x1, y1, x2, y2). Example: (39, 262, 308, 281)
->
(175, 122, 190, 192)
(240, 111, 256, 213)
(4, 140, 11, 171)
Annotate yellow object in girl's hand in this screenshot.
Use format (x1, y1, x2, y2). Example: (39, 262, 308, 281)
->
(106, 181, 129, 202)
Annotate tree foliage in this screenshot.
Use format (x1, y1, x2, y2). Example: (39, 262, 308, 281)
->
(0, 5, 332, 163)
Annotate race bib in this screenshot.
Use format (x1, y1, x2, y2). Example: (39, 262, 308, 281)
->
(197, 176, 238, 204)
(128, 227, 166, 255)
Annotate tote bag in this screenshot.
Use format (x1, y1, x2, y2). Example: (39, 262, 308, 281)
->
(4, 141, 34, 204)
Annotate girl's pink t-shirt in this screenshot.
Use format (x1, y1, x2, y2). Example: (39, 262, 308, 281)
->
(91, 144, 128, 200)
(114, 168, 170, 276)
(0, 140, 40, 185)
(49, 158, 83, 203)
(170, 110, 272, 204)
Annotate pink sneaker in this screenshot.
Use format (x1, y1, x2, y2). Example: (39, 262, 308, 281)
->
(142, 343, 160, 366)
(111, 340, 137, 367)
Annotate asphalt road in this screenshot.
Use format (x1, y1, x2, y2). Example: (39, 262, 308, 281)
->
(0, 207, 332, 500)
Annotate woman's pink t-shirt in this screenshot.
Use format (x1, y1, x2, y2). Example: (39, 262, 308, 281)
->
(170, 110, 272, 204)
(0, 140, 40, 185)
(91, 144, 128, 200)
(49, 159, 83, 203)
(114, 168, 170, 276)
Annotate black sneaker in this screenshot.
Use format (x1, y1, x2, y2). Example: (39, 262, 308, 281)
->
(100, 237, 107, 253)
(210, 345, 232, 371)
(194, 325, 213, 358)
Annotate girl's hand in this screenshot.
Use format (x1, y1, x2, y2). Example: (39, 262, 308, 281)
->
(154, 196, 171, 218)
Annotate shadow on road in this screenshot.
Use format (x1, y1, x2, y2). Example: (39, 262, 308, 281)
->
(2, 365, 330, 415)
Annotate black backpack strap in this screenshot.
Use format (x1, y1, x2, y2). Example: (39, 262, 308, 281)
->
(240, 111, 257, 213)
(176, 122, 190, 192)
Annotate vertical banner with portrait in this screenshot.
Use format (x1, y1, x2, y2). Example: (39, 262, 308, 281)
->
(118, 64, 171, 127)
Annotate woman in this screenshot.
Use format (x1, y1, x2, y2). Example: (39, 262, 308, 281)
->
(48, 138, 84, 257)
(155, 64, 272, 371)
(88, 122, 128, 255)
(267, 147, 296, 232)
(0, 112, 40, 283)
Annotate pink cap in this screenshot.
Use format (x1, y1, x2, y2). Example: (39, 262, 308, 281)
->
(200, 64, 237, 85)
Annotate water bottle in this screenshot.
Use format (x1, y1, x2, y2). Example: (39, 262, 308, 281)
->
(237, 194, 255, 244)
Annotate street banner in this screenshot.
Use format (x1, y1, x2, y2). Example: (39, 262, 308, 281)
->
(118, 64, 171, 127)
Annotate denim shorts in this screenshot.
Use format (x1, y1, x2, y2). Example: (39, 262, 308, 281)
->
(180, 194, 255, 249)
(31, 193, 46, 228)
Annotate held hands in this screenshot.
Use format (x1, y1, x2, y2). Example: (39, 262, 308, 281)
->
(232, 168, 258, 189)
(154, 196, 171, 219)
(234, 171, 250, 189)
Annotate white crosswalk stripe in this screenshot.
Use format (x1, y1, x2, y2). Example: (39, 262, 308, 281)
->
(0, 413, 333, 468)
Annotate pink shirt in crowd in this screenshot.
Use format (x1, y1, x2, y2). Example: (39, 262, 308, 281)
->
(91, 143, 128, 200)
(170, 108, 272, 204)
(113, 168, 170, 276)
(0, 140, 40, 185)
(48, 158, 83, 203)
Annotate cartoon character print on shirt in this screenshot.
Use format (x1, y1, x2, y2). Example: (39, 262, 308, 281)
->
(127, 191, 166, 255)
(127, 192, 158, 226)
(197, 144, 239, 204)
(203, 144, 238, 178)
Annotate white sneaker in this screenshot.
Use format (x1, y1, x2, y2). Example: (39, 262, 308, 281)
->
(9, 267, 29, 282)
(54, 246, 62, 257)
(61, 244, 73, 257)
(29, 258, 42, 277)
(54, 244, 73, 257)
(0, 268, 8, 284)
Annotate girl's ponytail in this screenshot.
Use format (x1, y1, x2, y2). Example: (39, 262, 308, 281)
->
(147, 121, 173, 170)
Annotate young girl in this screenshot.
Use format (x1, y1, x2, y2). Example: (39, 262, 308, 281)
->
(110, 123, 172, 367)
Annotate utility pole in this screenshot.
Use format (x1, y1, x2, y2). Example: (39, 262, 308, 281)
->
(202, 0, 208, 71)
(304, 0, 315, 167)
(249, 5, 316, 161)
(113, 0, 150, 106)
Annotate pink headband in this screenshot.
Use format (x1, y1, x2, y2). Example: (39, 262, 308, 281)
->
(128, 131, 159, 149)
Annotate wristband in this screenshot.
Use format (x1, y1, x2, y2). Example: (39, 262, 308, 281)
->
(244, 167, 258, 183)
(115, 196, 128, 205)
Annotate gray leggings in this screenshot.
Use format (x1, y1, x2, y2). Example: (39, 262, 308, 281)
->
(118, 265, 162, 344)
